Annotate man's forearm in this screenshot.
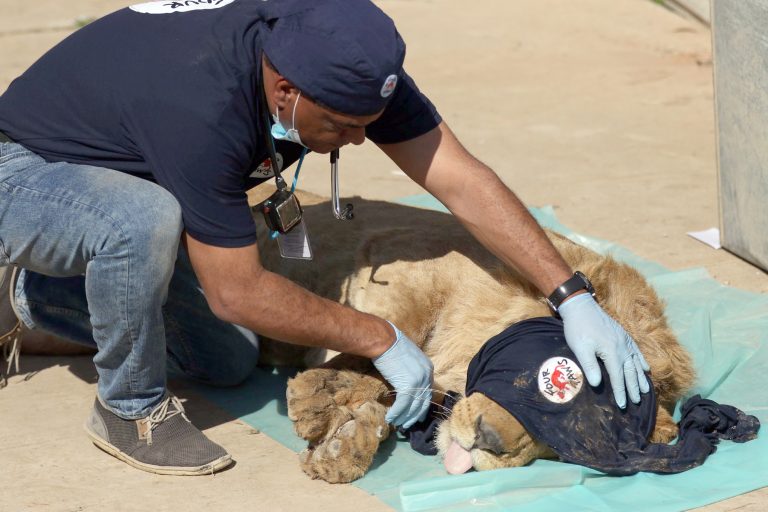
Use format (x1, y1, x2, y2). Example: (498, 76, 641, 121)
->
(442, 162, 573, 296)
(220, 268, 394, 359)
(380, 123, 573, 297)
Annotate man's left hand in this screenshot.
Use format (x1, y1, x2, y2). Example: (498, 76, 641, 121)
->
(558, 293, 651, 408)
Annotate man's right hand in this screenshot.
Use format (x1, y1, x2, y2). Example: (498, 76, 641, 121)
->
(558, 293, 650, 408)
(372, 322, 433, 429)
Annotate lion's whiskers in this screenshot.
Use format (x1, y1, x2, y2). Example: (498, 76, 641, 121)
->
(382, 388, 455, 416)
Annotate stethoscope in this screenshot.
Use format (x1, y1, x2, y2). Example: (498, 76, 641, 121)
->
(330, 149, 354, 220)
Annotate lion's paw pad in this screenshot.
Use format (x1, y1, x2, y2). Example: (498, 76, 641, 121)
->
(299, 403, 389, 483)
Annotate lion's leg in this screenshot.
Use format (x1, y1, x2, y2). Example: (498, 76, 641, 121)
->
(649, 406, 679, 444)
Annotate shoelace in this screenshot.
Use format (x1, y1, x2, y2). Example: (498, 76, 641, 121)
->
(0, 320, 21, 389)
(146, 395, 190, 433)
(0, 268, 21, 389)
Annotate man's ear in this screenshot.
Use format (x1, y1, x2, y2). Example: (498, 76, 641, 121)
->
(261, 53, 297, 113)
(272, 78, 298, 112)
(262, 57, 299, 114)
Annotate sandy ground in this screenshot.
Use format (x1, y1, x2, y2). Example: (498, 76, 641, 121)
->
(1, 0, 766, 510)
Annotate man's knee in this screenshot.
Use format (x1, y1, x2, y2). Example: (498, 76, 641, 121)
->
(131, 184, 183, 248)
(108, 183, 183, 258)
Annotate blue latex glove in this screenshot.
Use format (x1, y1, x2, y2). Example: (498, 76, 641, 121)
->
(558, 293, 651, 408)
(372, 322, 434, 429)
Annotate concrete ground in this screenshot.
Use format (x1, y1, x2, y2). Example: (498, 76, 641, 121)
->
(1, 0, 766, 510)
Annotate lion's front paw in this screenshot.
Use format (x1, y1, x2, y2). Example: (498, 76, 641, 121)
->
(288, 368, 344, 442)
(299, 401, 390, 483)
(287, 367, 389, 443)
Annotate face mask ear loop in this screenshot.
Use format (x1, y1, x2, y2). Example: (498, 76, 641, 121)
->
(291, 92, 301, 132)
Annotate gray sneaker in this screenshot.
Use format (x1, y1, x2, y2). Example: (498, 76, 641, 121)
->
(0, 265, 21, 388)
(85, 394, 232, 475)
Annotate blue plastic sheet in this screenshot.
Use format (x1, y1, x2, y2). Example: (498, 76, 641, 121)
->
(199, 195, 767, 511)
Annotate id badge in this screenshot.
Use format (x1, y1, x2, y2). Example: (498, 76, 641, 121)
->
(277, 219, 313, 260)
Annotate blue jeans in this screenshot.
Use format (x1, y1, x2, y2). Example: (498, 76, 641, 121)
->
(0, 142, 259, 419)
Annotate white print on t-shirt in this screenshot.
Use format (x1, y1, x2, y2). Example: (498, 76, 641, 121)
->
(250, 153, 283, 179)
(130, 0, 236, 14)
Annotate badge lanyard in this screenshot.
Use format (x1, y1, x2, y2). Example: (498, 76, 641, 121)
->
(270, 148, 307, 239)
(259, 73, 290, 195)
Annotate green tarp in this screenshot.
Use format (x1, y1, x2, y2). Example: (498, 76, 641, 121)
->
(200, 195, 767, 511)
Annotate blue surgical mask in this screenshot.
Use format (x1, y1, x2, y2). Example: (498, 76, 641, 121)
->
(271, 92, 306, 148)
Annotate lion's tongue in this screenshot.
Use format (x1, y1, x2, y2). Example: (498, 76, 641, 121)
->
(444, 440, 473, 474)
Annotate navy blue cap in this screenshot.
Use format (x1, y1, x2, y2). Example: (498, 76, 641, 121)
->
(261, 0, 406, 116)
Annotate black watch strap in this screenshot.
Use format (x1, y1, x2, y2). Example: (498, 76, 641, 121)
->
(546, 271, 596, 313)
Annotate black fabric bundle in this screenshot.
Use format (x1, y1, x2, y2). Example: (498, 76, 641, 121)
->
(403, 317, 760, 475)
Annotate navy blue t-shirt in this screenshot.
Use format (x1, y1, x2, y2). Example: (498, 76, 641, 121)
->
(0, 1, 441, 247)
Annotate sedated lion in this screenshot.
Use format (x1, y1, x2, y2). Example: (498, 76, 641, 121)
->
(253, 190, 695, 483)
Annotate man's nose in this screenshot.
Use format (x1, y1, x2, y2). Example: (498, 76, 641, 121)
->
(346, 126, 366, 146)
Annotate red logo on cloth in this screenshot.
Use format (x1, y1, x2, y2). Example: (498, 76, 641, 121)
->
(537, 357, 584, 404)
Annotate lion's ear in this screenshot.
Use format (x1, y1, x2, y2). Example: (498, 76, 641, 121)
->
(473, 414, 506, 455)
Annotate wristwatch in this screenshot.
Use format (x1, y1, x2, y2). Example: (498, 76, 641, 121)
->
(546, 271, 596, 314)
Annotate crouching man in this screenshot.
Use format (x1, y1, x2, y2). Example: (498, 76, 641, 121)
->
(0, 0, 647, 475)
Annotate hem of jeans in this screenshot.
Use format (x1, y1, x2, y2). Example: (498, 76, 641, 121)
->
(96, 392, 168, 421)
(14, 297, 94, 332)
(12, 298, 36, 331)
